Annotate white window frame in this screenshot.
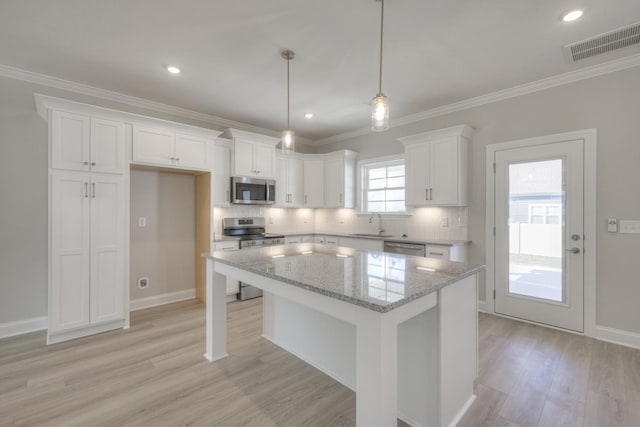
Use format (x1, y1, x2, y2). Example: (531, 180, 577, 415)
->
(357, 154, 410, 215)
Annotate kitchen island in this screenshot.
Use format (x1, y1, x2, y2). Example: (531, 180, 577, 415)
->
(204, 244, 484, 427)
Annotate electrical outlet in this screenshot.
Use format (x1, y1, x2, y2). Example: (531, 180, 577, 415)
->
(441, 217, 449, 227)
(607, 218, 618, 232)
(138, 217, 146, 227)
(269, 217, 274, 224)
(137, 277, 149, 289)
(303, 216, 308, 224)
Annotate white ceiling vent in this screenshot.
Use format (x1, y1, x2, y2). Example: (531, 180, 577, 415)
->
(564, 22, 640, 62)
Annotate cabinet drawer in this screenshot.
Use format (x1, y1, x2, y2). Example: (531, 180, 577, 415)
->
(214, 241, 239, 251)
(425, 245, 450, 260)
(285, 236, 302, 244)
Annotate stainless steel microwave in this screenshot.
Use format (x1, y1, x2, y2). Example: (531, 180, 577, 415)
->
(231, 177, 276, 205)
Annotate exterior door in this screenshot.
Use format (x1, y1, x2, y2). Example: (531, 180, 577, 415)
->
(494, 140, 584, 332)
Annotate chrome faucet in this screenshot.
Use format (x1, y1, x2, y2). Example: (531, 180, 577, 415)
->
(369, 212, 384, 236)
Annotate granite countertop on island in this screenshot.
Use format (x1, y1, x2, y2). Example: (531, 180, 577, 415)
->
(207, 243, 484, 313)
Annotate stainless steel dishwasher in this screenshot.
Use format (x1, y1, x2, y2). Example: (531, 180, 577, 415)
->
(383, 241, 426, 257)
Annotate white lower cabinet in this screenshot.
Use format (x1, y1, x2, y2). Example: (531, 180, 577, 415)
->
(49, 172, 126, 341)
(338, 237, 383, 252)
(285, 236, 302, 244)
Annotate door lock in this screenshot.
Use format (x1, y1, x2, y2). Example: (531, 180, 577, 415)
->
(566, 247, 581, 254)
(571, 234, 581, 241)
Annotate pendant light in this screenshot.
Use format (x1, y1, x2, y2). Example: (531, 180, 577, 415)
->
(281, 49, 295, 153)
(372, 0, 389, 132)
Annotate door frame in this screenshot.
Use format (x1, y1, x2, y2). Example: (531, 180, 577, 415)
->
(485, 129, 597, 337)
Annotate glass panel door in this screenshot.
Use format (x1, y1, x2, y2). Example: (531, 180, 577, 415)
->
(508, 159, 564, 302)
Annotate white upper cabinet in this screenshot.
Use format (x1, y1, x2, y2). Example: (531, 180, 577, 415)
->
(303, 155, 325, 208)
(324, 151, 357, 208)
(226, 128, 280, 178)
(51, 111, 125, 174)
(212, 139, 232, 206)
(132, 126, 213, 171)
(399, 125, 473, 207)
(275, 153, 304, 207)
(175, 133, 212, 170)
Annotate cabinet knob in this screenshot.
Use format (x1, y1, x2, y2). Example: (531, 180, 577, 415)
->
(83, 161, 89, 166)
(91, 162, 96, 166)
(176, 158, 180, 162)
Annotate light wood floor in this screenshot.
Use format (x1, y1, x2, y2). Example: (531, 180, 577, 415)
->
(1, 300, 639, 427)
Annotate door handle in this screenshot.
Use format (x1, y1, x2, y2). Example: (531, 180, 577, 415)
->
(84, 182, 89, 198)
(566, 247, 581, 254)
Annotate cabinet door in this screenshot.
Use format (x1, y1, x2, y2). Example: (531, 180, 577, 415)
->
(275, 155, 288, 206)
(233, 138, 255, 176)
(254, 142, 275, 177)
(404, 144, 430, 206)
(430, 138, 459, 205)
(303, 158, 324, 207)
(132, 126, 174, 166)
(212, 143, 231, 206)
(287, 157, 304, 207)
(175, 134, 211, 171)
(50, 173, 91, 332)
(90, 176, 125, 324)
(51, 110, 91, 172)
(324, 157, 344, 207)
(90, 118, 125, 174)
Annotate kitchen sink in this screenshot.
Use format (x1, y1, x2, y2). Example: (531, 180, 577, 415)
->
(349, 233, 394, 238)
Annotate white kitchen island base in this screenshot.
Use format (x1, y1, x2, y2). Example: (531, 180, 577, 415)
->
(204, 250, 479, 427)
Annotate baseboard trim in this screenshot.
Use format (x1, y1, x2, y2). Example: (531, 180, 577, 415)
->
(447, 394, 477, 427)
(0, 316, 48, 339)
(130, 289, 196, 311)
(596, 325, 640, 350)
(477, 300, 489, 313)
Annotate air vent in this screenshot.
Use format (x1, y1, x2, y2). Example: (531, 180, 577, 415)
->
(564, 22, 640, 62)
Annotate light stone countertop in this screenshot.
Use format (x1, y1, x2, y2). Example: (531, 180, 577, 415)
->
(206, 243, 484, 313)
(215, 232, 469, 247)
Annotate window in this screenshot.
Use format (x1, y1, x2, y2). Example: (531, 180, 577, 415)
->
(528, 203, 561, 224)
(361, 159, 405, 213)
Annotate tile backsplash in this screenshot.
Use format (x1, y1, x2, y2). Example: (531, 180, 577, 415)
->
(213, 206, 468, 242)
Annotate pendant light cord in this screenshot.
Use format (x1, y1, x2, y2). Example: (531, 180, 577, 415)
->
(378, 0, 384, 96)
(287, 56, 291, 130)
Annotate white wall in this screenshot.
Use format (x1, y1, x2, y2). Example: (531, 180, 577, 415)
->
(0, 113, 48, 324)
(130, 170, 196, 301)
(317, 66, 640, 335)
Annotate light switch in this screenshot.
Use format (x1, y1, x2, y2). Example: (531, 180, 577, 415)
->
(620, 220, 640, 234)
(138, 217, 146, 227)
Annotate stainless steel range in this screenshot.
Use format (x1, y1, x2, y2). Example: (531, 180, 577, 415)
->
(222, 217, 284, 300)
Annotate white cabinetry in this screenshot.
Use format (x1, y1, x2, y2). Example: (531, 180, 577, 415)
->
(324, 151, 357, 208)
(51, 110, 125, 174)
(339, 237, 384, 252)
(314, 235, 340, 245)
(227, 129, 279, 178)
(303, 155, 325, 207)
(285, 236, 302, 244)
(213, 241, 240, 297)
(399, 125, 473, 207)
(276, 153, 304, 207)
(132, 126, 212, 171)
(212, 138, 232, 206)
(49, 172, 126, 339)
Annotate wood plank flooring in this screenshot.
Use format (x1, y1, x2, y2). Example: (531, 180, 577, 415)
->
(1, 300, 640, 426)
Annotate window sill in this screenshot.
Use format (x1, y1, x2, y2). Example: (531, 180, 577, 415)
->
(356, 212, 413, 218)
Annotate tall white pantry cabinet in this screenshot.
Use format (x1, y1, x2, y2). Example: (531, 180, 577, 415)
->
(45, 107, 129, 344)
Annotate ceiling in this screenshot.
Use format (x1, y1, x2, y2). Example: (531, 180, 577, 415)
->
(1, 0, 639, 142)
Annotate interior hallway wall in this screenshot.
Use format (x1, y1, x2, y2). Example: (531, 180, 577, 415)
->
(130, 170, 196, 301)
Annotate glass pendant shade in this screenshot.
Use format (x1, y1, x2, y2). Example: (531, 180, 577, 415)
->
(282, 129, 295, 153)
(371, 94, 389, 132)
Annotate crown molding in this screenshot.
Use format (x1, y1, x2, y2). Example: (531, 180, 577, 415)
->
(0, 63, 314, 148)
(313, 52, 640, 146)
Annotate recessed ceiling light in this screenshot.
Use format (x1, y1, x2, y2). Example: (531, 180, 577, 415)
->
(304, 113, 314, 119)
(166, 65, 181, 74)
(562, 10, 584, 22)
